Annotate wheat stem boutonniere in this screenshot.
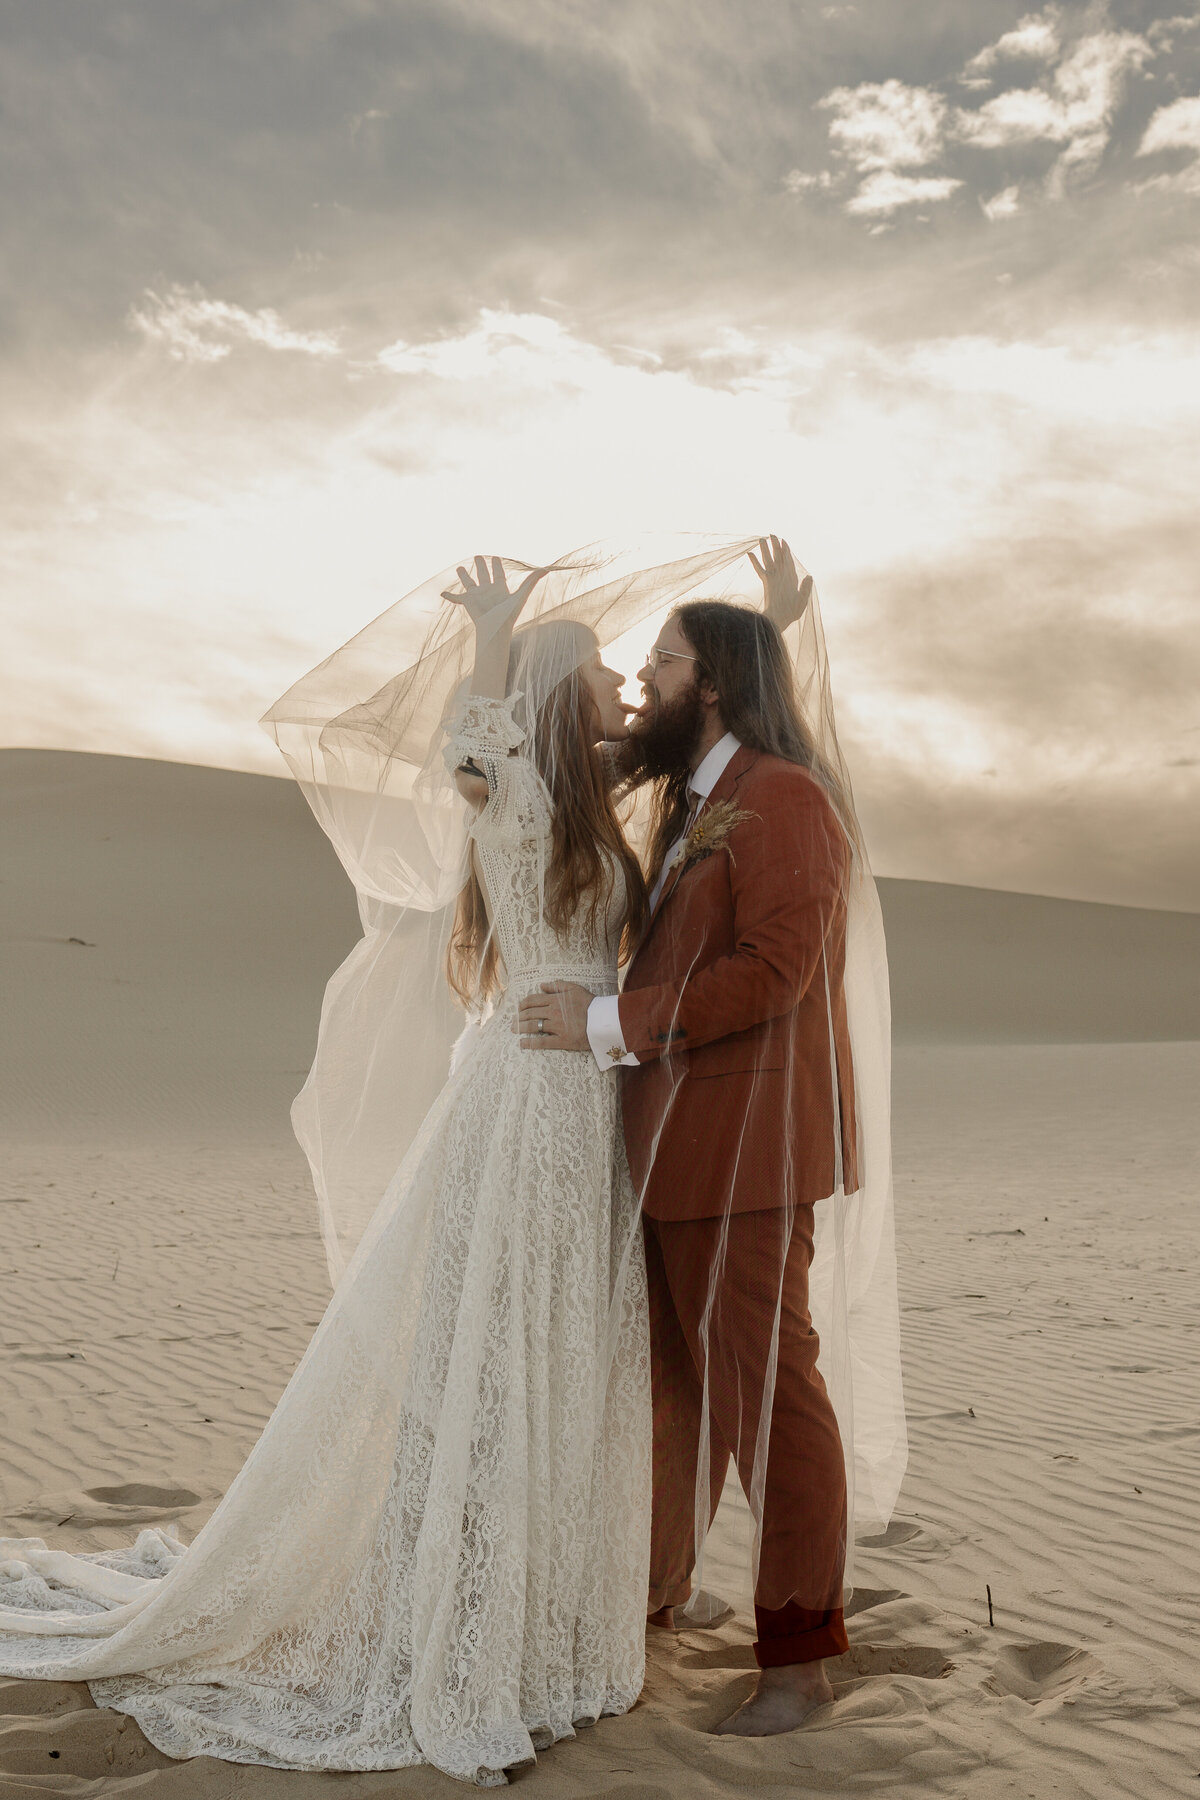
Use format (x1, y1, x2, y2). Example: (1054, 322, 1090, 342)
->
(672, 799, 757, 878)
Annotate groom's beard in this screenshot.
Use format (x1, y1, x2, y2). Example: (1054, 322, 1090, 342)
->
(625, 680, 707, 782)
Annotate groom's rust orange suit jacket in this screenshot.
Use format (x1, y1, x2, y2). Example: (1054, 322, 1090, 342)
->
(618, 746, 859, 1222)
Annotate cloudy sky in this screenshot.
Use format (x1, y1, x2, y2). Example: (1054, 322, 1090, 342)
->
(3, 0, 1198, 907)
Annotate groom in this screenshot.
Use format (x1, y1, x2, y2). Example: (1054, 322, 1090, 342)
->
(518, 541, 857, 1736)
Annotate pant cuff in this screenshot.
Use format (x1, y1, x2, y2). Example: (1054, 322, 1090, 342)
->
(648, 1580, 692, 1613)
(754, 1604, 848, 1668)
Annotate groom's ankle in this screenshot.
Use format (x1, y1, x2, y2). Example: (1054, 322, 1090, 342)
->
(647, 1582, 692, 1615)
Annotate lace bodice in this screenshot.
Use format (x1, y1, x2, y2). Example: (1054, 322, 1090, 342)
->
(447, 692, 625, 998)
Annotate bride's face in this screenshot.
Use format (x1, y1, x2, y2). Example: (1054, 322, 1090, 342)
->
(582, 653, 634, 741)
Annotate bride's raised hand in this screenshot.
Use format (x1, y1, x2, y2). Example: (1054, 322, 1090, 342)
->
(442, 556, 546, 639)
(748, 535, 813, 632)
(444, 556, 548, 699)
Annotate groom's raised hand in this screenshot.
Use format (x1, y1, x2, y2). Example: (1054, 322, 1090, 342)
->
(517, 982, 593, 1051)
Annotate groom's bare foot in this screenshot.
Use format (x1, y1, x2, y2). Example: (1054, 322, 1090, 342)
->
(715, 1661, 834, 1736)
(647, 1590, 734, 1632)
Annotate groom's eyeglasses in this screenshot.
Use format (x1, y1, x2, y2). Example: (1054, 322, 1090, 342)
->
(645, 649, 699, 673)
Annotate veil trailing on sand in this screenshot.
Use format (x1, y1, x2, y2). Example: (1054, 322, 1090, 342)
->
(261, 534, 907, 1600)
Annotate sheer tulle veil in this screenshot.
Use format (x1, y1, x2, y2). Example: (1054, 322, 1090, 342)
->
(261, 533, 907, 1584)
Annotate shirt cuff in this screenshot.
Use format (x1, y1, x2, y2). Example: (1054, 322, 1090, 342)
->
(586, 994, 638, 1070)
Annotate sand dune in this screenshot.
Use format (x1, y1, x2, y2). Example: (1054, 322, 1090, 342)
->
(878, 878, 1200, 1044)
(2, 748, 1198, 1797)
(0, 750, 359, 1144)
(3, 751, 1195, 1149)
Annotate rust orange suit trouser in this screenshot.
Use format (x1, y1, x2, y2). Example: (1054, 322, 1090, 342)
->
(644, 1205, 849, 1667)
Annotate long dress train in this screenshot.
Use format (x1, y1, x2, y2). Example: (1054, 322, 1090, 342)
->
(0, 694, 651, 1786)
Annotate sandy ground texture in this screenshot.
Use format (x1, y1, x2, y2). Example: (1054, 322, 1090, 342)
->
(2, 749, 1198, 1797)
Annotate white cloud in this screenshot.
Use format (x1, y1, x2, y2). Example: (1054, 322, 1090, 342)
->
(950, 28, 1151, 194)
(817, 23, 1154, 224)
(961, 8, 1063, 89)
(817, 80, 961, 216)
(693, 329, 826, 392)
(954, 85, 1068, 148)
(898, 332, 1200, 427)
(846, 171, 963, 216)
(783, 169, 834, 195)
(1139, 93, 1200, 155)
(1136, 93, 1200, 195)
(1147, 14, 1200, 51)
(378, 310, 613, 389)
(819, 80, 948, 173)
(1048, 31, 1152, 189)
(130, 287, 340, 363)
(981, 185, 1022, 221)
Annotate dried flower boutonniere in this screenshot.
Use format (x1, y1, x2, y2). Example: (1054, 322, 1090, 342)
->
(671, 799, 757, 879)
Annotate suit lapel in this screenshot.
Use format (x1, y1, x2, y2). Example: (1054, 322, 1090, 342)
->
(639, 745, 757, 938)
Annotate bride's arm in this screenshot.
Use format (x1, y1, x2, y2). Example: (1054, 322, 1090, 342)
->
(453, 759, 490, 807)
(443, 555, 545, 698)
(444, 555, 546, 807)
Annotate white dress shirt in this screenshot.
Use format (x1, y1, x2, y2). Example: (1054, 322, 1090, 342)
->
(586, 732, 742, 1071)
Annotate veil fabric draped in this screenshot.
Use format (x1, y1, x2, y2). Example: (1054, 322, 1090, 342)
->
(261, 534, 907, 1567)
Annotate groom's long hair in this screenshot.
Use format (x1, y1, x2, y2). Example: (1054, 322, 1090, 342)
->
(644, 601, 855, 890)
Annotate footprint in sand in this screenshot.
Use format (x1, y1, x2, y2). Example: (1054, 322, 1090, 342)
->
(12, 1483, 202, 1529)
(856, 1518, 952, 1561)
(987, 1641, 1101, 1704)
(988, 1640, 1189, 1719)
(858, 1519, 922, 1547)
(836, 1643, 953, 1680)
(0, 1705, 174, 1780)
(84, 1483, 200, 1510)
(0, 1679, 92, 1720)
(838, 1591, 957, 1680)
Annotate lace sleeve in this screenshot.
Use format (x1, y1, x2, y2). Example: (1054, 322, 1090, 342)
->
(447, 692, 526, 762)
(444, 691, 551, 847)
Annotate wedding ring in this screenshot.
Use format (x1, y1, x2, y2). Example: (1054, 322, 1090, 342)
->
(537, 1018, 546, 1034)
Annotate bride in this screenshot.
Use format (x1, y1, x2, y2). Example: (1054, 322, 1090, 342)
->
(0, 556, 655, 1786)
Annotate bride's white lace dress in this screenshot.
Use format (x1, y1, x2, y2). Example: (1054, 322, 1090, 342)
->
(0, 694, 651, 1786)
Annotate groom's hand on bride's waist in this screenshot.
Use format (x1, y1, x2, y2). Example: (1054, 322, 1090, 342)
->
(517, 982, 593, 1052)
